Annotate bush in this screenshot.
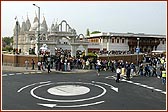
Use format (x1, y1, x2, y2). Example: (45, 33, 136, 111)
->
(2, 45, 13, 52)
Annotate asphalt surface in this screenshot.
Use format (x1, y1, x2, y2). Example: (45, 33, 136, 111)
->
(2, 69, 166, 110)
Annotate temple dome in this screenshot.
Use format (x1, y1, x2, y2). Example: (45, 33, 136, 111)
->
(29, 15, 38, 31)
(26, 16, 31, 31)
(40, 16, 48, 33)
(13, 21, 21, 36)
(20, 21, 27, 34)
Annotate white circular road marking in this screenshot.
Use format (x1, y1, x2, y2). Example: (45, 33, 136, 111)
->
(30, 82, 107, 102)
(47, 85, 90, 96)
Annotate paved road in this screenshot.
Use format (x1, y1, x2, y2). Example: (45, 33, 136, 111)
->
(2, 70, 166, 110)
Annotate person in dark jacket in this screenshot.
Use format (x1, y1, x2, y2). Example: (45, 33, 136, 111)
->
(126, 64, 131, 80)
(31, 59, 35, 70)
(47, 63, 51, 73)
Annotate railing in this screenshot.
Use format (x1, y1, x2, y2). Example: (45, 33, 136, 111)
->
(128, 41, 160, 46)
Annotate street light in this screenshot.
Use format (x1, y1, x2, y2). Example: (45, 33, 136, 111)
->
(136, 38, 140, 65)
(33, 4, 40, 61)
(14, 16, 19, 54)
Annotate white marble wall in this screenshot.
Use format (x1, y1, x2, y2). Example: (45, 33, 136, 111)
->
(157, 43, 166, 51)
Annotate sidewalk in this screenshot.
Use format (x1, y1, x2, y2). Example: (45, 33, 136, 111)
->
(2, 65, 94, 74)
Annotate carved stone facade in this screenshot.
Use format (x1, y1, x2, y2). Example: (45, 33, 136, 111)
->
(13, 15, 166, 57)
(13, 15, 89, 57)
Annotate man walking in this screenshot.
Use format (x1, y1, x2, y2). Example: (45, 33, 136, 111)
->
(116, 66, 121, 83)
(25, 59, 29, 70)
(48, 63, 51, 73)
(31, 59, 35, 70)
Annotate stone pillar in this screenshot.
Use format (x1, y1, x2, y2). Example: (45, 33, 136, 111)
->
(71, 45, 76, 57)
(107, 42, 110, 51)
(84, 45, 88, 56)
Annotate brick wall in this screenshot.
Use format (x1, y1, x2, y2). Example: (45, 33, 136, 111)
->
(99, 54, 143, 64)
(2, 54, 42, 67)
(2, 54, 144, 67)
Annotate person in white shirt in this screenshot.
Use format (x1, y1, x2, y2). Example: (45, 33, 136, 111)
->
(25, 60, 29, 70)
(116, 66, 121, 83)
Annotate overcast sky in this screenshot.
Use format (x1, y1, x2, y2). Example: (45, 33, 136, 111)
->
(1, 1, 167, 37)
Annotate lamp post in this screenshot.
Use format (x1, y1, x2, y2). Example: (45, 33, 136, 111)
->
(136, 38, 140, 65)
(33, 4, 40, 62)
(15, 17, 19, 54)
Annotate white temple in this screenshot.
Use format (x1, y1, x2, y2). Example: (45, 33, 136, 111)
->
(13, 14, 88, 57)
(13, 14, 166, 57)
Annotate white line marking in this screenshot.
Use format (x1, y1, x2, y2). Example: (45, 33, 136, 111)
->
(2, 74, 8, 77)
(16, 73, 22, 75)
(37, 101, 105, 108)
(140, 85, 148, 88)
(146, 86, 154, 89)
(24, 72, 29, 74)
(37, 72, 42, 73)
(161, 91, 166, 95)
(30, 82, 106, 102)
(154, 89, 163, 92)
(133, 82, 141, 86)
(17, 81, 51, 93)
(108, 76, 166, 95)
(92, 81, 118, 92)
(126, 80, 133, 83)
(9, 73, 15, 76)
(30, 72, 36, 74)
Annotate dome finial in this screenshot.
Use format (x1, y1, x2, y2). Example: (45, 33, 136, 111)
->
(43, 13, 45, 20)
(27, 12, 29, 19)
(35, 10, 37, 17)
(14, 16, 18, 21)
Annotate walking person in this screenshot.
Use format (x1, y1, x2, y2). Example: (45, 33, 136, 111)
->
(47, 62, 51, 73)
(37, 61, 41, 70)
(96, 59, 101, 76)
(64, 59, 67, 71)
(116, 66, 121, 83)
(161, 68, 166, 85)
(139, 64, 144, 76)
(67, 61, 71, 71)
(152, 65, 157, 77)
(41, 61, 45, 71)
(126, 64, 131, 80)
(86, 60, 90, 70)
(31, 59, 35, 70)
(25, 59, 29, 70)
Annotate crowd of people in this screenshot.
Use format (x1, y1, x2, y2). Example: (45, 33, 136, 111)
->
(97, 50, 132, 55)
(25, 49, 166, 84)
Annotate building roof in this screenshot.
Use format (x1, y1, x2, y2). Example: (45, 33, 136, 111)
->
(89, 32, 166, 39)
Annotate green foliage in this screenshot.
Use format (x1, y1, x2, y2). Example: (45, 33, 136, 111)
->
(91, 31, 101, 34)
(87, 52, 97, 57)
(2, 45, 13, 52)
(2, 36, 13, 52)
(2, 37, 13, 46)
(86, 28, 90, 36)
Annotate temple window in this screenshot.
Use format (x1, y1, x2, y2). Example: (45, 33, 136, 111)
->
(162, 40, 164, 44)
(112, 38, 115, 43)
(122, 39, 125, 43)
(117, 39, 120, 43)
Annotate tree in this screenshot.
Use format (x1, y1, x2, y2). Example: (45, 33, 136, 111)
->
(86, 28, 90, 36)
(91, 31, 101, 34)
(2, 36, 13, 52)
(2, 37, 13, 46)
